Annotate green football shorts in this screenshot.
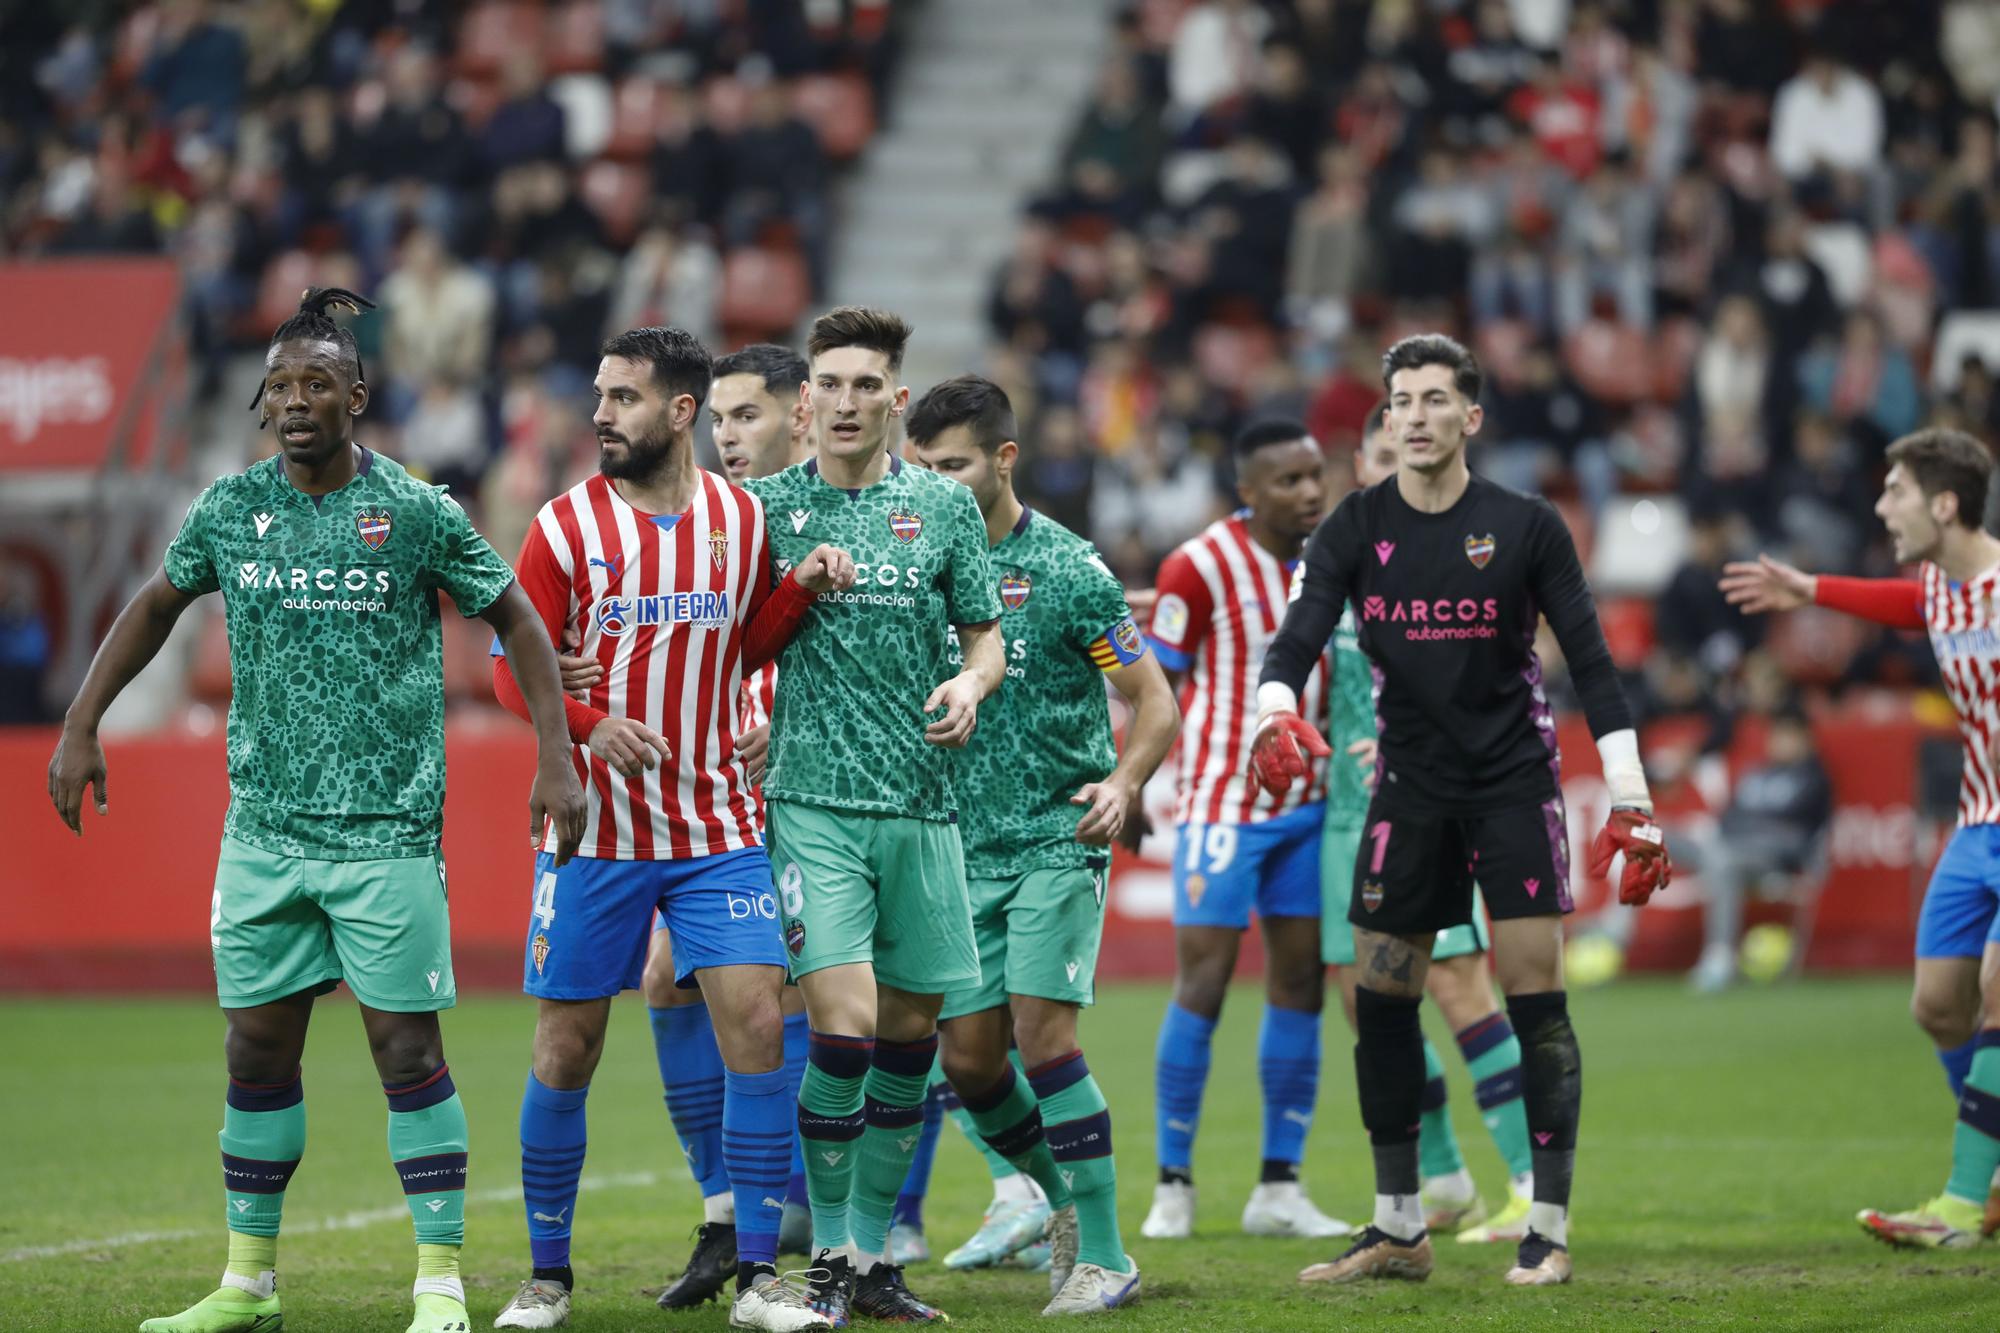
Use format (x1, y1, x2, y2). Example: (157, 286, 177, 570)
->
(940, 863, 1109, 1022)
(209, 835, 455, 1011)
(1320, 820, 1488, 966)
(766, 800, 979, 994)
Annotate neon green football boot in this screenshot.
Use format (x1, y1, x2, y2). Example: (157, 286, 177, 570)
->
(138, 1286, 282, 1333)
(405, 1291, 471, 1333)
(1857, 1194, 1984, 1250)
(1457, 1186, 1533, 1243)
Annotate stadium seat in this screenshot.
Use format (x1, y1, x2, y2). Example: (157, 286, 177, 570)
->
(188, 608, 232, 703)
(1590, 493, 1688, 596)
(1651, 317, 1702, 404)
(791, 73, 876, 161)
(546, 2, 607, 76)
(720, 245, 811, 342)
(1552, 496, 1595, 568)
(1192, 322, 1280, 398)
(580, 160, 649, 247)
(1872, 230, 1937, 351)
(1764, 606, 1870, 687)
(1597, 597, 1656, 668)
(457, 2, 543, 80)
(1927, 310, 2000, 393)
(1804, 222, 1872, 309)
(247, 251, 319, 337)
(1563, 320, 1652, 406)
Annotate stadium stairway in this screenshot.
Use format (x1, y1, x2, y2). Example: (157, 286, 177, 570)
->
(824, 0, 1116, 391)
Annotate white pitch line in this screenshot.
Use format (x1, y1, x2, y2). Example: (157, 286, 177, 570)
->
(3, 1170, 662, 1264)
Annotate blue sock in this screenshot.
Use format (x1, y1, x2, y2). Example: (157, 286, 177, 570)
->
(1259, 1004, 1321, 1171)
(723, 1066, 793, 1268)
(894, 1080, 948, 1228)
(1942, 1036, 1978, 1100)
(1155, 1003, 1216, 1173)
(651, 1003, 728, 1199)
(519, 1072, 588, 1273)
(783, 1011, 810, 1207)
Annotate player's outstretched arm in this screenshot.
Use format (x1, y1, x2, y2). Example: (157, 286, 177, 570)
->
(741, 543, 854, 674)
(481, 581, 588, 865)
(48, 571, 200, 835)
(1252, 506, 1352, 796)
(925, 618, 1003, 748)
(1721, 554, 1924, 629)
(1074, 651, 1180, 845)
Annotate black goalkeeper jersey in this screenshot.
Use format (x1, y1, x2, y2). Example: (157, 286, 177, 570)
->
(1261, 473, 1631, 815)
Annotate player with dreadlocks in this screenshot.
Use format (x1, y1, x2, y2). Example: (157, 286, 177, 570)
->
(48, 288, 587, 1333)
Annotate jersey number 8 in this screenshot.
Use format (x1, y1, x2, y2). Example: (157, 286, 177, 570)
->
(779, 862, 805, 916)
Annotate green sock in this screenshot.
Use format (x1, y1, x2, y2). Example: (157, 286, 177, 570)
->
(219, 1072, 306, 1268)
(1032, 1053, 1125, 1270)
(1946, 1040, 2000, 1204)
(384, 1068, 468, 1248)
(1417, 1038, 1465, 1181)
(851, 1037, 941, 1260)
(799, 1036, 871, 1253)
(948, 1080, 1020, 1183)
(959, 1062, 1073, 1211)
(1458, 1015, 1533, 1181)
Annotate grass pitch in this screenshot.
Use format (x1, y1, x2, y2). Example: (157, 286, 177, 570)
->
(3, 979, 1993, 1330)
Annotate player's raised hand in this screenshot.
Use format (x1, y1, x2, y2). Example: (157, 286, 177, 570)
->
(1719, 555, 1816, 615)
(588, 717, 673, 779)
(556, 627, 602, 698)
(1071, 777, 1139, 845)
(793, 544, 856, 594)
(1589, 807, 1673, 906)
(734, 723, 771, 784)
(924, 673, 982, 748)
(530, 753, 587, 867)
(46, 728, 108, 835)
(1248, 710, 1331, 797)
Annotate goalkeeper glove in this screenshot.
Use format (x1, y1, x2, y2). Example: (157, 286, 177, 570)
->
(1588, 807, 1672, 906)
(1248, 710, 1331, 797)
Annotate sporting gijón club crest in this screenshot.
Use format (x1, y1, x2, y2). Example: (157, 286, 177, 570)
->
(888, 510, 923, 544)
(355, 507, 392, 550)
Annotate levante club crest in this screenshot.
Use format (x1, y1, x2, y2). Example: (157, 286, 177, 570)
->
(1464, 533, 1496, 569)
(1000, 572, 1032, 610)
(356, 507, 392, 550)
(709, 527, 729, 571)
(888, 510, 923, 543)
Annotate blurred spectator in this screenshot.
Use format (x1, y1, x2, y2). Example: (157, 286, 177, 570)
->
(721, 72, 829, 291)
(142, 0, 247, 138)
(381, 228, 497, 417)
(0, 559, 52, 725)
(607, 223, 721, 350)
(1508, 56, 1603, 179)
(1286, 144, 1375, 341)
(1554, 148, 1655, 332)
(482, 54, 569, 175)
(988, 219, 1087, 359)
(1060, 58, 1166, 217)
(1168, 0, 1272, 124)
(1798, 308, 1921, 447)
(1018, 402, 1097, 537)
(1246, 38, 1323, 181)
(1771, 410, 1876, 572)
(1658, 508, 1763, 678)
(1769, 47, 1885, 185)
(1694, 0, 1797, 96)
(400, 380, 489, 495)
(1692, 295, 1775, 512)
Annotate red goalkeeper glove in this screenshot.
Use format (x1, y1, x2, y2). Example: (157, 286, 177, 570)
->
(1588, 807, 1672, 906)
(1248, 711, 1331, 797)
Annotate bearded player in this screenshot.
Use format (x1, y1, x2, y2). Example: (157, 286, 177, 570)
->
(488, 327, 852, 1331)
(742, 307, 1006, 1324)
(1253, 334, 1670, 1288)
(907, 375, 1181, 1313)
(47, 289, 587, 1333)
(1720, 427, 2000, 1248)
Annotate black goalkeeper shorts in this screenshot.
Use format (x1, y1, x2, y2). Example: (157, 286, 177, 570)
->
(1348, 790, 1573, 936)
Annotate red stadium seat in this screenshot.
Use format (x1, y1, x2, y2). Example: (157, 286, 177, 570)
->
(247, 251, 318, 338)
(1192, 322, 1279, 398)
(1564, 321, 1652, 406)
(790, 73, 875, 161)
(720, 245, 811, 342)
(546, 2, 607, 76)
(580, 161, 649, 247)
(189, 608, 232, 703)
(1765, 607, 1870, 688)
(457, 2, 543, 80)
(1597, 597, 1656, 668)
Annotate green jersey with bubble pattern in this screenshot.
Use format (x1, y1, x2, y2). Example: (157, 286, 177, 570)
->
(953, 509, 1143, 878)
(744, 456, 1001, 821)
(1325, 604, 1376, 827)
(163, 449, 516, 860)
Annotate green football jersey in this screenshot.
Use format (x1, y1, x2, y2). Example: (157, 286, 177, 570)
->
(744, 456, 1001, 821)
(163, 448, 516, 860)
(1325, 603, 1376, 827)
(952, 509, 1141, 878)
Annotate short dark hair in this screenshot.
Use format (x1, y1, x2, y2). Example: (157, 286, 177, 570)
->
(1363, 398, 1391, 441)
(251, 287, 376, 409)
(906, 375, 1017, 452)
(1233, 417, 1312, 460)
(713, 342, 808, 401)
(808, 306, 912, 375)
(601, 326, 713, 408)
(1382, 333, 1482, 403)
(1886, 427, 1995, 530)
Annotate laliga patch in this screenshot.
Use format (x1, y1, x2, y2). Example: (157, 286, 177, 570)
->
(532, 932, 550, 975)
(1361, 880, 1385, 912)
(786, 920, 807, 957)
(1464, 533, 1496, 569)
(709, 527, 729, 571)
(355, 507, 393, 551)
(888, 509, 923, 544)
(1000, 571, 1032, 610)
(1153, 593, 1190, 647)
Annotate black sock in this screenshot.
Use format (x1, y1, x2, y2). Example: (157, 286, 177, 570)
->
(737, 1259, 776, 1293)
(1354, 986, 1425, 1198)
(1260, 1158, 1300, 1184)
(1507, 990, 1581, 1212)
(531, 1264, 573, 1290)
(1160, 1165, 1193, 1187)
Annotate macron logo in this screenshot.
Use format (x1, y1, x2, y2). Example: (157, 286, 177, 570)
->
(820, 1150, 844, 1166)
(254, 513, 274, 538)
(233, 1199, 252, 1213)
(425, 1199, 446, 1213)
(426, 970, 441, 994)
(1375, 541, 1396, 565)
(791, 509, 811, 534)
(1065, 960, 1080, 983)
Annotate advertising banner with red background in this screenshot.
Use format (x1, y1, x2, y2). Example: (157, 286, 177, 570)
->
(2, 708, 1947, 992)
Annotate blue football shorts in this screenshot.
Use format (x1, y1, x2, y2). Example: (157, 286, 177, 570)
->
(1171, 802, 1325, 929)
(1915, 824, 2000, 959)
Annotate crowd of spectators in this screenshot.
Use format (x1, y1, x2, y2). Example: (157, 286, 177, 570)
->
(1, 0, 896, 566)
(990, 0, 2000, 726)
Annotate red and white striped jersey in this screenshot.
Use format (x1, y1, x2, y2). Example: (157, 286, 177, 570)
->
(1921, 560, 2000, 826)
(737, 662, 778, 831)
(515, 470, 769, 858)
(1145, 513, 1333, 826)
